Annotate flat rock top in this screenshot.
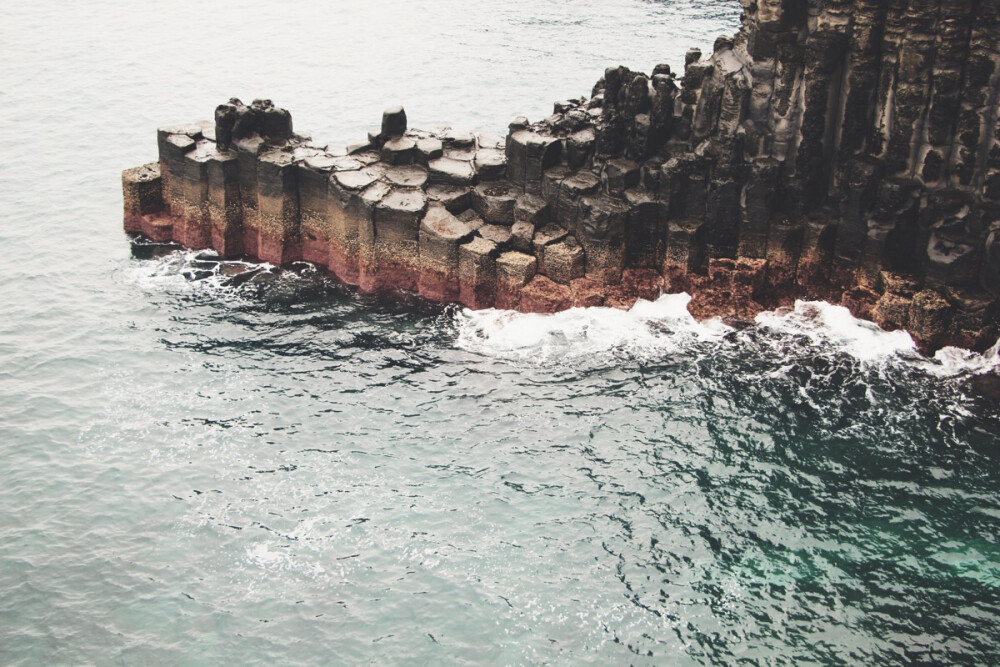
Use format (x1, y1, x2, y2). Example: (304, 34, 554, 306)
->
(668, 218, 703, 232)
(234, 135, 266, 154)
(417, 138, 443, 154)
(428, 157, 476, 182)
(497, 250, 537, 269)
(474, 181, 516, 198)
(352, 151, 381, 165)
(580, 193, 630, 213)
(421, 206, 473, 241)
(479, 224, 512, 244)
(444, 146, 477, 161)
(383, 136, 416, 151)
(259, 149, 294, 166)
(335, 166, 382, 190)
(605, 157, 640, 172)
(159, 123, 204, 138)
(123, 162, 161, 182)
(716, 47, 745, 74)
(303, 154, 340, 171)
(426, 183, 470, 203)
(625, 188, 657, 206)
(386, 165, 429, 187)
(166, 133, 197, 150)
(461, 236, 496, 256)
(515, 192, 547, 214)
(442, 129, 475, 147)
(562, 170, 601, 191)
(378, 188, 426, 213)
(330, 156, 363, 172)
(534, 224, 569, 246)
(476, 132, 505, 150)
(292, 145, 324, 161)
(188, 139, 222, 162)
(474, 149, 506, 166)
(546, 238, 583, 255)
(361, 181, 391, 206)
(509, 129, 558, 147)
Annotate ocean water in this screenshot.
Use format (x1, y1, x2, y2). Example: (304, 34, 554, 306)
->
(2, 1, 1000, 664)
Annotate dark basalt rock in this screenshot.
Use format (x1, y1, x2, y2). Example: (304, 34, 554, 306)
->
(124, 1, 1000, 353)
(381, 105, 407, 141)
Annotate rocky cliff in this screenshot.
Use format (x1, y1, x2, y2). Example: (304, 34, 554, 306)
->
(123, 0, 1000, 352)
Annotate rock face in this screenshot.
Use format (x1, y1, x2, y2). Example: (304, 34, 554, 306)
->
(124, 2, 1000, 352)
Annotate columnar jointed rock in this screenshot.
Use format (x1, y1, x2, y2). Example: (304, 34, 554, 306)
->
(124, 2, 1000, 353)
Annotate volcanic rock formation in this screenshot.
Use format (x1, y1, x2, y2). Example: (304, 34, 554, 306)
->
(123, 0, 1000, 352)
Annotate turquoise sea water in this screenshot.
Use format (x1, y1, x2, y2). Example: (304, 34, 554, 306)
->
(2, 1, 1000, 664)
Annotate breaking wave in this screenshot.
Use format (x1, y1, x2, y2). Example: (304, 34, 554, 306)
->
(454, 293, 729, 362)
(455, 295, 1000, 379)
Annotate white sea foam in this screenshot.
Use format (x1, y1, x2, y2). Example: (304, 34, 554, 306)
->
(924, 338, 1000, 378)
(750, 300, 1000, 376)
(454, 293, 730, 361)
(754, 300, 918, 363)
(118, 248, 276, 297)
(456, 295, 1000, 377)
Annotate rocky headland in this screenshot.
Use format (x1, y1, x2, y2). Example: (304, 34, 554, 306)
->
(124, 0, 1000, 353)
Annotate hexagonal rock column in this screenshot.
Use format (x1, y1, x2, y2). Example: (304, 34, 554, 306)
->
(122, 163, 164, 238)
(576, 195, 629, 283)
(381, 137, 417, 165)
(417, 138, 444, 163)
(428, 157, 476, 186)
(256, 149, 300, 264)
(662, 219, 704, 293)
(174, 140, 216, 250)
(297, 154, 340, 265)
(459, 237, 498, 309)
(555, 171, 600, 230)
(360, 188, 427, 292)
(506, 130, 561, 193)
(381, 106, 407, 141)
(566, 128, 596, 170)
(234, 134, 266, 257)
(471, 181, 517, 225)
(426, 183, 472, 213)
(418, 206, 475, 302)
(495, 251, 537, 309)
(474, 149, 507, 181)
(532, 223, 568, 264)
(514, 193, 549, 225)
(539, 237, 585, 284)
(385, 165, 429, 189)
(156, 128, 197, 219)
(328, 165, 384, 285)
(206, 149, 242, 258)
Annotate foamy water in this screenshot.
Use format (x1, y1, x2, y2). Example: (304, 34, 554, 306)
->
(455, 293, 729, 362)
(455, 291, 1000, 376)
